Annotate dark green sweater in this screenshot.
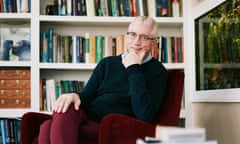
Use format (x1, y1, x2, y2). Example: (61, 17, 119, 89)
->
(79, 55, 167, 123)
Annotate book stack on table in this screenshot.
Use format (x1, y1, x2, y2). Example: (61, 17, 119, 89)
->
(136, 125, 218, 144)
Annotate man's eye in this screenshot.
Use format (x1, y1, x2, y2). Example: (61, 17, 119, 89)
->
(131, 33, 137, 37)
(142, 35, 148, 40)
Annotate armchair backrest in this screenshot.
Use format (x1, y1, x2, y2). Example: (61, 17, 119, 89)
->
(153, 70, 185, 126)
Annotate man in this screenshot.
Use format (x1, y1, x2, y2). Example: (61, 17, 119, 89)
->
(38, 16, 167, 144)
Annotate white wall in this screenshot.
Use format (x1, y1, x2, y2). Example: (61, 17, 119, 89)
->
(192, 103, 240, 144)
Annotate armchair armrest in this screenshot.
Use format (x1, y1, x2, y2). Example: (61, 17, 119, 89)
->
(99, 114, 155, 144)
(20, 112, 52, 144)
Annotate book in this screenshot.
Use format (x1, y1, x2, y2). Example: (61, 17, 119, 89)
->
(136, 138, 218, 144)
(58, 0, 62, 15)
(95, 35, 103, 63)
(89, 34, 96, 63)
(172, 0, 180, 17)
(48, 27, 54, 63)
(72, 35, 77, 63)
(101, 0, 109, 16)
(161, 0, 168, 16)
(116, 34, 125, 56)
(136, 0, 144, 16)
(0, 118, 21, 144)
(40, 32, 48, 62)
(155, 126, 206, 142)
(85, 33, 90, 63)
(64, 35, 72, 63)
(132, 0, 138, 16)
(2, 0, 9, 12)
(61, 0, 67, 15)
(122, 0, 130, 16)
(147, 0, 156, 17)
(0, 119, 6, 144)
(46, 79, 57, 111)
(104, 35, 113, 57)
(0, 0, 3, 12)
(66, 0, 72, 15)
(53, 33, 58, 62)
(86, 0, 95, 16)
(21, 0, 29, 13)
(161, 36, 168, 63)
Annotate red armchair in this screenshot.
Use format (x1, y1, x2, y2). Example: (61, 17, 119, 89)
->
(20, 70, 184, 144)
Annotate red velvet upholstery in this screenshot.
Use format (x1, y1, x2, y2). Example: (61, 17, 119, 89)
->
(20, 70, 184, 144)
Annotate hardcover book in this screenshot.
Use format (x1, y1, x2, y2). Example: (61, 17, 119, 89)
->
(155, 126, 206, 142)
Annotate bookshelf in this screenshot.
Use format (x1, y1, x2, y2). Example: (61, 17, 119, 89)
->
(0, 0, 189, 127)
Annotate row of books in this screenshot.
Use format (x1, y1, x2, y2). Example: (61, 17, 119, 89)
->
(47, 0, 182, 17)
(46, 0, 87, 16)
(40, 28, 184, 64)
(158, 36, 184, 63)
(0, 0, 31, 13)
(40, 79, 84, 111)
(40, 28, 126, 63)
(0, 118, 21, 144)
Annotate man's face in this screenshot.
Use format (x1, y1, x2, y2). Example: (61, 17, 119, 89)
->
(126, 23, 155, 59)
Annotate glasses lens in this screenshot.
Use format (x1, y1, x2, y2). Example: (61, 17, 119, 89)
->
(140, 35, 148, 41)
(127, 32, 154, 41)
(128, 32, 136, 39)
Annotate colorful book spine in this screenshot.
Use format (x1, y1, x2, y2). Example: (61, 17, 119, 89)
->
(122, 0, 130, 16)
(162, 36, 168, 63)
(64, 35, 71, 63)
(16, 0, 21, 12)
(58, 0, 62, 15)
(41, 32, 48, 62)
(48, 27, 54, 63)
(0, 119, 6, 144)
(85, 33, 90, 63)
(89, 35, 96, 63)
(96, 35, 103, 63)
(53, 33, 58, 63)
(61, 0, 67, 15)
(2, 0, 9, 13)
(137, 0, 144, 16)
(172, 0, 180, 17)
(81, 0, 87, 16)
(57, 35, 62, 63)
(67, 0, 72, 15)
(132, 0, 138, 16)
(161, 0, 167, 16)
(76, 36, 81, 63)
(80, 36, 85, 62)
(21, 0, 28, 13)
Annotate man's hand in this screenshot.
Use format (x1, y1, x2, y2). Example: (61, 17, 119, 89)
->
(53, 93, 81, 113)
(122, 50, 146, 68)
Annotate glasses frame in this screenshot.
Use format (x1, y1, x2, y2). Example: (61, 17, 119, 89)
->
(126, 32, 157, 41)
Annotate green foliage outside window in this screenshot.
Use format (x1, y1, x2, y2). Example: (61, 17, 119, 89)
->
(195, 0, 240, 90)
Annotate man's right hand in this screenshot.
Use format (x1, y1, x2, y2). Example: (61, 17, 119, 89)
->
(53, 93, 81, 113)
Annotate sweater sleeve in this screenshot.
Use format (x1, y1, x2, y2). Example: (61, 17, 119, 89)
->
(128, 65, 167, 123)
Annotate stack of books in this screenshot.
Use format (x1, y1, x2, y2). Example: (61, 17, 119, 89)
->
(136, 125, 218, 144)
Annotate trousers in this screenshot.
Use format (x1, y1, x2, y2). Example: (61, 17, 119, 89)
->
(38, 104, 99, 144)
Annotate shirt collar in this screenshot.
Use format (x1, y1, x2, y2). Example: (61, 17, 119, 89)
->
(121, 53, 152, 64)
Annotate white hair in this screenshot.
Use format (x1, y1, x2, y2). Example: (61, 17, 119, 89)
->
(128, 16, 158, 37)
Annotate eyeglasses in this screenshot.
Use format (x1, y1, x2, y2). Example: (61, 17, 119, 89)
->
(126, 32, 156, 41)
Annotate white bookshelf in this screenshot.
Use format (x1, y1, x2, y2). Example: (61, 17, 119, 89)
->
(0, 0, 190, 126)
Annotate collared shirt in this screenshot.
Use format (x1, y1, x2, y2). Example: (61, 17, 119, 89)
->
(121, 53, 152, 64)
